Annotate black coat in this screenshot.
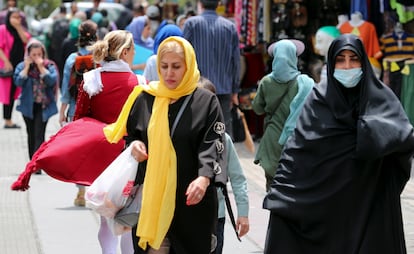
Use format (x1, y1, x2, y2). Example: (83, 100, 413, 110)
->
(263, 34, 414, 254)
(126, 87, 224, 254)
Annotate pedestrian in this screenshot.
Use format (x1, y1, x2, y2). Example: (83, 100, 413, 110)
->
(175, 14, 186, 31)
(125, 15, 154, 75)
(73, 30, 146, 254)
(61, 18, 82, 73)
(198, 76, 250, 254)
(143, 23, 183, 81)
(59, 19, 98, 207)
(14, 39, 58, 161)
(183, 0, 241, 139)
(126, 15, 154, 51)
(0, 0, 28, 29)
(252, 39, 314, 191)
(47, 4, 69, 78)
(263, 34, 414, 253)
(0, 7, 30, 128)
(103, 36, 226, 254)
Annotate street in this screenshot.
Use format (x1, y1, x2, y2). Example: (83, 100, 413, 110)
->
(1, 112, 414, 253)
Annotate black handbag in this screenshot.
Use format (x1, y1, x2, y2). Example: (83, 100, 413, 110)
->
(114, 184, 143, 227)
(114, 93, 193, 228)
(0, 69, 13, 77)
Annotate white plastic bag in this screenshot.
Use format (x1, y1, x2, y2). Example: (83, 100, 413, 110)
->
(85, 145, 138, 219)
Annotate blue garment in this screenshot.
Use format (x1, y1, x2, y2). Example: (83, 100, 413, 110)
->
(183, 10, 240, 95)
(217, 133, 249, 219)
(132, 44, 153, 75)
(14, 62, 58, 121)
(270, 40, 300, 83)
(278, 74, 314, 145)
(126, 16, 154, 50)
(61, 47, 90, 118)
(143, 24, 183, 80)
(153, 24, 183, 54)
(351, 0, 368, 20)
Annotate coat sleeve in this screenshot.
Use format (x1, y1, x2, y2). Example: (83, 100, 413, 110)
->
(225, 133, 249, 217)
(197, 94, 227, 185)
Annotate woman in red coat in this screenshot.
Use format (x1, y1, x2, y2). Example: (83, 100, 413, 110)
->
(12, 30, 147, 254)
(73, 30, 146, 254)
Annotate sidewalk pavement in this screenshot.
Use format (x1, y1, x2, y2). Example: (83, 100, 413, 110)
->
(1, 111, 414, 253)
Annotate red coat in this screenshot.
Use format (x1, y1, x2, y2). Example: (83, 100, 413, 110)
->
(11, 71, 143, 190)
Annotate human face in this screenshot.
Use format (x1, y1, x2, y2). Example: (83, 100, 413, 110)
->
(9, 11, 21, 27)
(179, 18, 186, 30)
(141, 22, 151, 40)
(334, 50, 361, 69)
(159, 52, 186, 90)
(121, 44, 135, 67)
(29, 47, 43, 62)
(7, 0, 16, 8)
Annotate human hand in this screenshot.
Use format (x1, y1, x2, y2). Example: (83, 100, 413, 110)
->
(3, 60, 13, 71)
(58, 113, 67, 127)
(130, 140, 148, 162)
(24, 57, 32, 68)
(231, 93, 239, 106)
(236, 216, 249, 237)
(34, 57, 44, 67)
(185, 176, 210, 206)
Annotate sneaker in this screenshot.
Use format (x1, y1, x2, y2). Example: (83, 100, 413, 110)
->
(4, 123, 21, 129)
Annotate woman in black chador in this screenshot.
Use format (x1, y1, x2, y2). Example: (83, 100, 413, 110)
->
(263, 34, 414, 254)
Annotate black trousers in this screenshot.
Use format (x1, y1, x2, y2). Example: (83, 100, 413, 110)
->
(23, 103, 48, 159)
(3, 82, 17, 120)
(214, 217, 225, 254)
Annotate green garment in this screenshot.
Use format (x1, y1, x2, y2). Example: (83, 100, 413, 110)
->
(401, 63, 414, 125)
(252, 75, 298, 177)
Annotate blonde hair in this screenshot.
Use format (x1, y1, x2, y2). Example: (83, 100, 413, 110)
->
(88, 30, 133, 62)
(158, 40, 185, 61)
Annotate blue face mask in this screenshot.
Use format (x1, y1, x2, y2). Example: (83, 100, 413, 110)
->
(333, 68, 363, 88)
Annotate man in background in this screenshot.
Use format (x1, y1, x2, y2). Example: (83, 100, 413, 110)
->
(183, 0, 240, 138)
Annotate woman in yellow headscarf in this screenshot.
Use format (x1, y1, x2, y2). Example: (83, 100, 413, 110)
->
(104, 36, 226, 253)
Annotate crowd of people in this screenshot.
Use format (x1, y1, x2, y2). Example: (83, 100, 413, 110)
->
(3, 0, 414, 254)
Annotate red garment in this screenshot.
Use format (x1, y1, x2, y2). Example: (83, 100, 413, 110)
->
(11, 71, 141, 191)
(11, 118, 125, 190)
(74, 72, 140, 123)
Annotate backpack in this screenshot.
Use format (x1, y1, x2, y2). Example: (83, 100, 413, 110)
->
(69, 53, 97, 98)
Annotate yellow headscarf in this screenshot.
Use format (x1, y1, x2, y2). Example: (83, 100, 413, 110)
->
(103, 36, 199, 250)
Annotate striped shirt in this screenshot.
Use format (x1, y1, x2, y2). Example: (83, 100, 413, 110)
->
(183, 10, 240, 95)
(380, 32, 414, 59)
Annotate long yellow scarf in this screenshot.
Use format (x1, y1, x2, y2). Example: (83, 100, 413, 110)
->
(103, 36, 199, 250)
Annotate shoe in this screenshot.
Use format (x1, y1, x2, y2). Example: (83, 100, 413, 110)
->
(74, 189, 86, 207)
(34, 170, 42, 175)
(4, 124, 20, 129)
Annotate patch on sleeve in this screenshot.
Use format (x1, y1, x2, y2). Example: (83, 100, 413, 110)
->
(214, 122, 225, 135)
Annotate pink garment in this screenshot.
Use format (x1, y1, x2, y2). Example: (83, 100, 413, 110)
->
(0, 25, 29, 104)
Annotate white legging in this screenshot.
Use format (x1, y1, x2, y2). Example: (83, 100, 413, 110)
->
(98, 216, 134, 254)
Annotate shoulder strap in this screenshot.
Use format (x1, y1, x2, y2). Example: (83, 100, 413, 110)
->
(171, 93, 192, 137)
(222, 186, 241, 241)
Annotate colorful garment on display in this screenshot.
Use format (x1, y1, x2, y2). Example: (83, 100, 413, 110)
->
(380, 31, 414, 59)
